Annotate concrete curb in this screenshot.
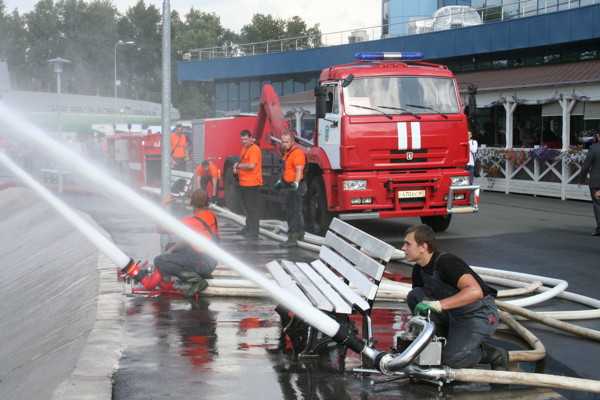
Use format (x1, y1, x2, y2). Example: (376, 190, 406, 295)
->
(54, 218, 125, 400)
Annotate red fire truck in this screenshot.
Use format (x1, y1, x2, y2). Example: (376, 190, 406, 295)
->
(193, 52, 478, 235)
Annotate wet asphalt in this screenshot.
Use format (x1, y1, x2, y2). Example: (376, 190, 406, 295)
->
(60, 187, 599, 400)
(1, 158, 599, 400)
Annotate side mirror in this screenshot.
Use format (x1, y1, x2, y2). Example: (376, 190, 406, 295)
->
(314, 86, 327, 119)
(341, 74, 354, 88)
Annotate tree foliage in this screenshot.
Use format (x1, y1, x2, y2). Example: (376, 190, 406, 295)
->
(240, 13, 321, 49)
(0, 1, 319, 119)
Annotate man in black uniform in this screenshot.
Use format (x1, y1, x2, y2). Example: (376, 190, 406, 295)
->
(577, 130, 600, 236)
(402, 224, 507, 370)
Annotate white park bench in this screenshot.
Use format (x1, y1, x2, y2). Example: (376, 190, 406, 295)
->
(141, 170, 194, 200)
(266, 218, 395, 357)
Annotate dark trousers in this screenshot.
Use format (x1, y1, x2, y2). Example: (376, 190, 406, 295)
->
(154, 244, 215, 279)
(283, 180, 306, 233)
(240, 185, 260, 235)
(590, 186, 600, 232)
(201, 177, 219, 197)
(407, 287, 499, 368)
(172, 157, 186, 171)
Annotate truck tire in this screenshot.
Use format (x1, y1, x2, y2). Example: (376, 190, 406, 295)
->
(420, 214, 452, 232)
(306, 176, 334, 236)
(223, 165, 245, 214)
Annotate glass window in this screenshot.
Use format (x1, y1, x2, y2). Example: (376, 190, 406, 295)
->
(502, 1, 520, 20)
(271, 80, 283, 96)
(476, 60, 492, 70)
(215, 83, 227, 102)
(215, 101, 228, 117)
(581, 50, 598, 60)
(323, 85, 339, 114)
(239, 100, 250, 113)
(492, 59, 508, 68)
(239, 81, 249, 101)
(509, 57, 525, 67)
(343, 76, 461, 116)
(249, 81, 261, 101)
(526, 55, 543, 65)
(543, 54, 561, 64)
(283, 78, 294, 96)
(228, 82, 239, 101)
(228, 100, 239, 111)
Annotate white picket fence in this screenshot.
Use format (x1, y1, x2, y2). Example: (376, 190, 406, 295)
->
(475, 157, 591, 201)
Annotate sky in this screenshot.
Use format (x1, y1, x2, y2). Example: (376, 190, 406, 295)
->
(2, 0, 382, 35)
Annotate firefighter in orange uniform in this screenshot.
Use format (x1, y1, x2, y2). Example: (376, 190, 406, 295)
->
(273, 132, 306, 247)
(170, 124, 190, 171)
(196, 160, 219, 202)
(233, 129, 262, 239)
(154, 189, 218, 297)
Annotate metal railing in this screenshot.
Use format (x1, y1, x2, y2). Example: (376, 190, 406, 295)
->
(183, 0, 598, 61)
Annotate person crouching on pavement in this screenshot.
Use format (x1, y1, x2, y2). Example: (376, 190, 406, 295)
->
(154, 189, 218, 297)
(402, 224, 508, 370)
(273, 132, 307, 248)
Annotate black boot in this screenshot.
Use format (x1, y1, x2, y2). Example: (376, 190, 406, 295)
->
(480, 344, 508, 371)
(279, 232, 298, 248)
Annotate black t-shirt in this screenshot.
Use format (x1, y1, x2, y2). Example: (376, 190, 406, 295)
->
(412, 252, 497, 297)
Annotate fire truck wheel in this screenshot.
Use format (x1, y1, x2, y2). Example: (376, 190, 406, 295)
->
(306, 176, 334, 236)
(420, 214, 452, 232)
(224, 165, 245, 214)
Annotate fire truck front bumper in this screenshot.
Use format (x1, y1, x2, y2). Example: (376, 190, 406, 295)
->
(338, 185, 479, 221)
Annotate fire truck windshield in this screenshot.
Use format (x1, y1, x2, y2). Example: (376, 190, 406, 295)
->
(343, 76, 460, 116)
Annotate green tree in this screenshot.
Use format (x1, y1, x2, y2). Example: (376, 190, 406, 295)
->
(239, 13, 321, 51)
(23, 0, 62, 91)
(171, 8, 236, 119)
(116, 0, 162, 102)
(58, 0, 119, 96)
(240, 13, 285, 44)
(0, 5, 30, 90)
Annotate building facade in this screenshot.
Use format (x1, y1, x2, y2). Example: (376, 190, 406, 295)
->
(178, 1, 600, 201)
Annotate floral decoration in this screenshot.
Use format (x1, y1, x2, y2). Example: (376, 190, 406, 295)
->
(527, 145, 560, 162)
(558, 145, 587, 166)
(504, 148, 528, 168)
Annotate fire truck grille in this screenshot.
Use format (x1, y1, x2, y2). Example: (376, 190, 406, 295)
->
(389, 149, 428, 163)
(399, 198, 426, 205)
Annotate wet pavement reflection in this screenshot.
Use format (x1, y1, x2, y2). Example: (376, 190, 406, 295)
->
(109, 216, 563, 400)
(57, 193, 571, 400)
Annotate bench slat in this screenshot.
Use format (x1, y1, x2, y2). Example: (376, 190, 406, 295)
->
(266, 261, 312, 306)
(324, 231, 386, 281)
(295, 262, 352, 314)
(319, 246, 378, 301)
(282, 260, 334, 312)
(329, 218, 395, 262)
(171, 170, 194, 179)
(310, 260, 371, 312)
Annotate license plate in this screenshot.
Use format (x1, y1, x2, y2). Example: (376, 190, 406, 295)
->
(398, 190, 426, 199)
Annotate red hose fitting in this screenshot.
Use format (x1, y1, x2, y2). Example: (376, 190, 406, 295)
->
(121, 259, 173, 290)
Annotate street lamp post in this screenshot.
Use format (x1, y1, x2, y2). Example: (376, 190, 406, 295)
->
(47, 57, 71, 193)
(114, 40, 135, 124)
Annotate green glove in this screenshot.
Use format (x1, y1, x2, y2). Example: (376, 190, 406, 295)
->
(414, 300, 442, 316)
(272, 181, 282, 193)
(290, 181, 298, 191)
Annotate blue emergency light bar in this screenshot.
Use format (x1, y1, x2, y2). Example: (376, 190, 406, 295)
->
(355, 52, 424, 61)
